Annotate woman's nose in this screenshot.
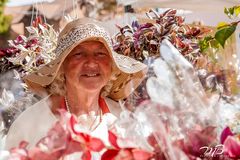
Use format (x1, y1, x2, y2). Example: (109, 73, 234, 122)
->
(84, 57, 98, 68)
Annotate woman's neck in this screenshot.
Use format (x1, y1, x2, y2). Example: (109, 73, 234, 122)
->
(65, 87, 100, 116)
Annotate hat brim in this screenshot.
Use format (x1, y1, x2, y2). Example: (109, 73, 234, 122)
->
(24, 37, 147, 100)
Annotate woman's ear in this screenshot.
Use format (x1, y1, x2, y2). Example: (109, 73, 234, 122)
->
(58, 66, 65, 81)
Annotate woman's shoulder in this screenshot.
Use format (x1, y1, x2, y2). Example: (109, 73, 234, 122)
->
(13, 96, 52, 121)
(5, 96, 57, 149)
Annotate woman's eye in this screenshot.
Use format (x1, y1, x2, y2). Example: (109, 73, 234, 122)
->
(74, 52, 84, 56)
(96, 52, 107, 57)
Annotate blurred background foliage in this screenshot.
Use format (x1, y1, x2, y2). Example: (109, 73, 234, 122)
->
(0, 0, 12, 34)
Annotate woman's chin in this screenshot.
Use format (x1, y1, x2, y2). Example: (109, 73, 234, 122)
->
(74, 76, 107, 91)
(77, 81, 105, 92)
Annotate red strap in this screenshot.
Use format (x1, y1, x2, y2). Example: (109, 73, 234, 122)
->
(98, 97, 110, 114)
(60, 97, 67, 111)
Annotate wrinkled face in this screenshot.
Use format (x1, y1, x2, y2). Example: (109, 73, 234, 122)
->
(63, 41, 112, 92)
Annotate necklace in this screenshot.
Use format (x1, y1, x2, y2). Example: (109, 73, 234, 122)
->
(64, 96, 71, 113)
(64, 96, 102, 131)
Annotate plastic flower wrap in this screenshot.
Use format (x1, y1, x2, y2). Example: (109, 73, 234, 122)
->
(0, 89, 14, 108)
(112, 37, 240, 159)
(111, 40, 223, 159)
(110, 9, 240, 159)
(217, 96, 240, 159)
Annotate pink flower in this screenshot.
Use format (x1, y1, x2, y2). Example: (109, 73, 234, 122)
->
(0, 50, 6, 58)
(26, 39, 38, 48)
(224, 136, 240, 158)
(221, 126, 240, 158)
(102, 148, 153, 160)
(220, 126, 234, 144)
(14, 36, 25, 45)
(64, 113, 105, 159)
(8, 141, 29, 160)
(8, 111, 106, 160)
(68, 114, 105, 152)
(101, 131, 153, 160)
(173, 126, 217, 159)
(7, 110, 154, 160)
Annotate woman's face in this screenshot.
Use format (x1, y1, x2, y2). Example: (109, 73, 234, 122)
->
(63, 41, 112, 92)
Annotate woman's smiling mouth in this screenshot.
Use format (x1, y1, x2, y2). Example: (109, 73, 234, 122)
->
(81, 73, 100, 77)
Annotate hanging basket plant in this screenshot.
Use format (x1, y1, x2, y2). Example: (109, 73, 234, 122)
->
(0, 16, 58, 76)
(113, 8, 240, 97)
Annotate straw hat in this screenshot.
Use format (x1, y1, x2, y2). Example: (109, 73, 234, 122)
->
(23, 18, 147, 101)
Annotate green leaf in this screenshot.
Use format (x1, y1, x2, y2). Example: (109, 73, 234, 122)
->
(0, 0, 11, 34)
(229, 7, 235, 15)
(217, 22, 229, 29)
(234, 6, 240, 16)
(224, 7, 234, 17)
(214, 24, 236, 48)
(199, 36, 213, 52)
(224, 7, 228, 15)
(224, 6, 240, 18)
(209, 39, 219, 49)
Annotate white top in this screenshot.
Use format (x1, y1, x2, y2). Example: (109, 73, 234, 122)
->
(5, 96, 121, 150)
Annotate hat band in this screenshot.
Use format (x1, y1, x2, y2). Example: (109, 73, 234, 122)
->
(55, 23, 112, 56)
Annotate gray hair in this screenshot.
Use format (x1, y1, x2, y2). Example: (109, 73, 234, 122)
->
(46, 70, 66, 96)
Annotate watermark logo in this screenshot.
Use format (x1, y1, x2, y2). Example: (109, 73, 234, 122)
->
(199, 144, 225, 157)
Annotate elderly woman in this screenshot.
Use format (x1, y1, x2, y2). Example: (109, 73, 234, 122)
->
(5, 18, 147, 149)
